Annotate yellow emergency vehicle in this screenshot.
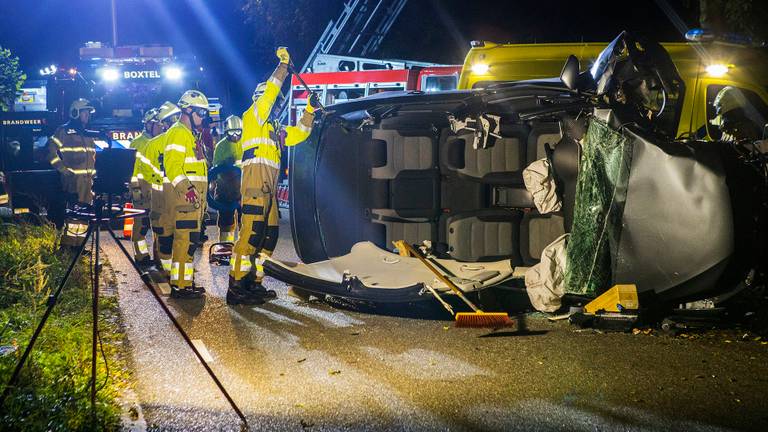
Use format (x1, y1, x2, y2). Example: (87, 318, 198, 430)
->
(459, 34, 768, 140)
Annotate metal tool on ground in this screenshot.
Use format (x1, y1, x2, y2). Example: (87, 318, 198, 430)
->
(288, 60, 326, 112)
(209, 242, 234, 265)
(569, 284, 640, 332)
(396, 241, 513, 328)
(584, 284, 639, 314)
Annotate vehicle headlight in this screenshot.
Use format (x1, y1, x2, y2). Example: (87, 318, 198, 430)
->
(705, 64, 730, 78)
(471, 63, 490, 75)
(163, 66, 183, 81)
(101, 68, 120, 82)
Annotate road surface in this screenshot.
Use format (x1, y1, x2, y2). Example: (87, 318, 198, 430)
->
(101, 218, 768, 432)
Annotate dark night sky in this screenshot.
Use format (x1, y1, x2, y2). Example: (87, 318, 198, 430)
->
(0, 0, 699, 112)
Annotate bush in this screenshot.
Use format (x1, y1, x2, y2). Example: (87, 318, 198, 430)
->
(0, 223, 126, 431)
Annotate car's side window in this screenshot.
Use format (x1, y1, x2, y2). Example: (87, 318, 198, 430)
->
(705, 84, 768, 140)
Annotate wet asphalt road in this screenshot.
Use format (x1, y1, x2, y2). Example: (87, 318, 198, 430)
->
(101, 217, 768, 432)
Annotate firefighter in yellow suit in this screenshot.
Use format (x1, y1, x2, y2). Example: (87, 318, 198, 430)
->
(128, 107, 162, 265)
(212, 115, 244, 243)
(46, 99, 97, 247)
(164, 90, 210, 299)
(140, 102, 181, 274)
(227, 47, 317, 305)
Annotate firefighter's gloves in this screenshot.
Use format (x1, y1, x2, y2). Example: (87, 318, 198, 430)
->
(63, 168, 76, 180)
(185, 186, 200, 204)
(276, 47, 290, 64)
(306, 93, 321, 114)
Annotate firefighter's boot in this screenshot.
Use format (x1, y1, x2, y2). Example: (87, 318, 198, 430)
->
(226, 276, 275, 305)
(171, 284, 206, 299)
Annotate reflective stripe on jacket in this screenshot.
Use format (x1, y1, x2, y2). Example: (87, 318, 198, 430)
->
(46, 121, 97, 203)
(163, 122, 208, 193)
(241, 64, 288, 169)
(142, 132, 169, 187)
(129, 132, 151, 187)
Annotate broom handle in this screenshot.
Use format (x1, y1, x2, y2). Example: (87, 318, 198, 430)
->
(401, 242, 483, 313)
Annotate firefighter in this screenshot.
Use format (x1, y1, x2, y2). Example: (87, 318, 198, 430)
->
(227, 47, 318, 305)
(212, 115, 244, 244)
(142, 101, 181, 274)
(713, 86, 765, 141)
(164, 90, 210, 299)
(129, 108, 162, 266)
(46, 98, 97, 247)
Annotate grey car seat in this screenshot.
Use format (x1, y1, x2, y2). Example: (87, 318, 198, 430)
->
(519, 211, 566, 265)
(442, 125, 528, 185)
(369, 128, 440, 249)
(441, 209, 524, 263)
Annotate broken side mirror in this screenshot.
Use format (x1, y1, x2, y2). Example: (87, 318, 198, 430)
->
(560, 55, 580, 91)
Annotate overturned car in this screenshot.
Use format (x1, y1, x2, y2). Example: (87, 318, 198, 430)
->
(265, 32, 768, 311)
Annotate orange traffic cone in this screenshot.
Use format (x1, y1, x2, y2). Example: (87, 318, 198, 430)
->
(123, 203, 134, 239)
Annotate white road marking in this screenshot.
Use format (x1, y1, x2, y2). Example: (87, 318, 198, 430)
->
(250, 306, 306, 326)
(190, 339, 215, 363)
(270, 298, 365, 328)
(362, 347, 492, 380)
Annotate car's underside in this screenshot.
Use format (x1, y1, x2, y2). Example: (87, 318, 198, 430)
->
(267, 32, 768, 309)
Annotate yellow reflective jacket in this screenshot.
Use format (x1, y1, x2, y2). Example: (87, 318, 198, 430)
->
(141, 132, 169, 189)
(46, 120, 97, 203)
(129, 132, 151, 188)
(213, 136, 243, 168)
(240, 64, 314, 172)
(164, 121, 208, 193)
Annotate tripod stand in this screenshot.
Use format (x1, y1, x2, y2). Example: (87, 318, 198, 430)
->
(0, 197, 248, 428)
(0, 197, 121, 426)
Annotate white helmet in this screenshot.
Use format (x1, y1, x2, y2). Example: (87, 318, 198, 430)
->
(157, 101, 181, 123)
(252, 82, 267, 101)
(69, 98, 95, 119)
(178, 90, 209, 110)
(142, 107, 160, 124)
(224, 115, 243, 134)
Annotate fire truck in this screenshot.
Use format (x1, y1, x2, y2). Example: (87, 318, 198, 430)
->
(287, 64, 462, 126)
(19, 42, 216, 150)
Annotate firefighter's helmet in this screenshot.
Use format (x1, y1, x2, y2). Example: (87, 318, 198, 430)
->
(178, 90, 209, 110)
(224, 115, 243, 134)
(69, 98, 95, 119)
(157, 101, 181, 123)
(142, 107, 160, 124)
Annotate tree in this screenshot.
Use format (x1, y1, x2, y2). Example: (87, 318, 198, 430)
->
(697, 0, 768, 41)
(0, 46, 26, 111)
(240, 0, 341, 66)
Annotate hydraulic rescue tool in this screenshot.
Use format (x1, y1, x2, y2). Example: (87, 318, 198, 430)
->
(288, 59, 326, 112)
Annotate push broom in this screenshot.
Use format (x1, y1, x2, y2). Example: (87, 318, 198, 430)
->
(396, 241, 514, 328)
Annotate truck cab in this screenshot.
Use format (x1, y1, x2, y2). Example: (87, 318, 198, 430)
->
(459, 36, 768, 140)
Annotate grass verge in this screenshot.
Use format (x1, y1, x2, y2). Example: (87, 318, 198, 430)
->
(0, 222, 130, 431)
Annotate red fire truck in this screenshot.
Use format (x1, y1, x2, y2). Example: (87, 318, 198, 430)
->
(287, 65, 461, 126)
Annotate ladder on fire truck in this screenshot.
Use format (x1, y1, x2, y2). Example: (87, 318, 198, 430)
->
(299, 0, 409, 73)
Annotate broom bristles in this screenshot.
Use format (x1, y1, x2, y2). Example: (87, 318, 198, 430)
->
(455, 312, 514, 328)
